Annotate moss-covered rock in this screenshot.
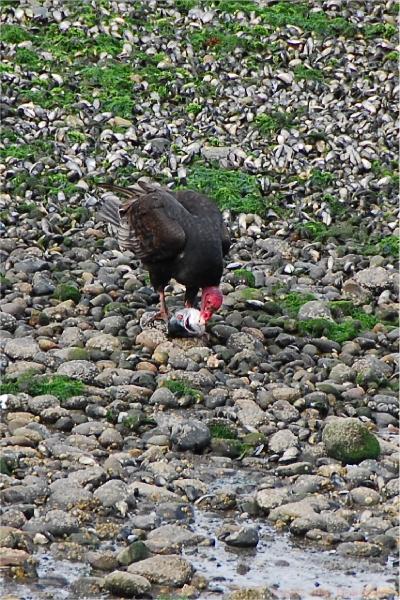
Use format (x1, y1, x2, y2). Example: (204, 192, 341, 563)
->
(104, 570, 151, 597)
(53, 283, 81, 304)
(116, 541, 150, 566)
(322, 417, 380, 464)
(0, 457, 12, 476)
(210, 438, 248, 459)
(67, 348, 89, 361)
(208, 420, 238, 440)
(232, 269, 256, 287)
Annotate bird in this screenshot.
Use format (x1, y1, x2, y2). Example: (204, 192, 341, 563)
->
(97, 181, 231, 326)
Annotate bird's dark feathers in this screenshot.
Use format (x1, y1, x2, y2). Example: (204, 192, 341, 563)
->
(97, 182, 231, 292)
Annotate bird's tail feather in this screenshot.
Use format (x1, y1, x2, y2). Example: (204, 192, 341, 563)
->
(97, 196, 121, 227)
(97, 180, 161, 226)
(98, 183, 138, 199)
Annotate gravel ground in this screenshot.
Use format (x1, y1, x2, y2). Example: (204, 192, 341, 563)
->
(0, 1, 399, 599)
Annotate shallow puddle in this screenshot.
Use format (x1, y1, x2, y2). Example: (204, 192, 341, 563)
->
(190, 510, 397, 599)
(0, 553, 95, 600)
(1, 464, 398, 599)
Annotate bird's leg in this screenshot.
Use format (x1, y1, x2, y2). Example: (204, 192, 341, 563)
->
(184, 287, 199, 309)
(158, 289, 169, 320)
(148, 289, 169, 322)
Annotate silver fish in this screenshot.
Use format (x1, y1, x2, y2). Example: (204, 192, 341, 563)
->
(168, 308, 205, 338)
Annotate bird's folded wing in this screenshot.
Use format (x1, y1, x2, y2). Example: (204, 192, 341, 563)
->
(99, 184, 187, 261)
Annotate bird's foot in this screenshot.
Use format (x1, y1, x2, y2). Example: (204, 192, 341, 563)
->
(150, 310, 169, 322)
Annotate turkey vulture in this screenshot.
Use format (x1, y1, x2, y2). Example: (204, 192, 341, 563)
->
(98, 181, 231, 324)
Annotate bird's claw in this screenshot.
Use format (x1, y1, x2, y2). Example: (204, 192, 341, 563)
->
(150, 311, 169, 322)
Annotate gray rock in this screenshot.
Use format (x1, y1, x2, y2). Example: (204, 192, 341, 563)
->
(227, 588, 278, 600)
(236, 398, 266, 429)
(27, 394, 59, 415)
(269, 496, 330, 522)
(130, 514, 158, 531)
(67, 467, 106, 488)
(4, 337, 40, 360)
(322, 417, 380, 464)
(298, 301, 333, 321)
(127, 482, 182, 503)
(87, 551, 118, 571)
(14, 258, 48, 273)
(290, 516, 329, 536)
(0, 509, 27, 529)
(270, 386, 301, 403)
(275, 462, 313, 476)
(56, 360, 98, 383)
(97, 267, 121, 286)
(0, 547, 33, 569)
(128, 554, 193, 586)
(145, 524, 204, 553)
(201, 145, 232, 161)
(337, 541, 381, 557)
(71, 422, 109, 436)
(227, 332, 259, 352)
(104, 571, 151, 597)
(358, 517, 392, 534)
(0, 313, 17, 332)
(350, 486, 380, 506)
(93, 480, 129, 508)
(222, 525, 259, 547)
(255, 488, 289, 512)
(352, 356, 392, 385)
(270, 400, 299, 423)
(268, 429, 297, 453)
(41, 405, 71, 423)
(319, 513, 351, 533)
(149, 137, 170, 154)
(329, 364, 355, 384)
(149, 387, 179, 407)
(23, 509, 78, 536)
(86, 333, 121, 354)
(99, 315, 126, 335)
(291, 475, 326, 495)
(98, 428, 123, 448)
(49, 480, 92, 508)
(0, 302, 27, 317)
(32, 272, 55, 295)
(0, 481, 49, 505)
(211, 324, 239, 340)
(0, 526, 32, 550)
(374, 412, 398, 427)
(354, 267, 391, 289)
(59, 327, 85, 348)
(171, 419, 211, 452)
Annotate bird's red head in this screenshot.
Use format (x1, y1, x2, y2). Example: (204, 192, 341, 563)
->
(200, 286, 223, 323)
